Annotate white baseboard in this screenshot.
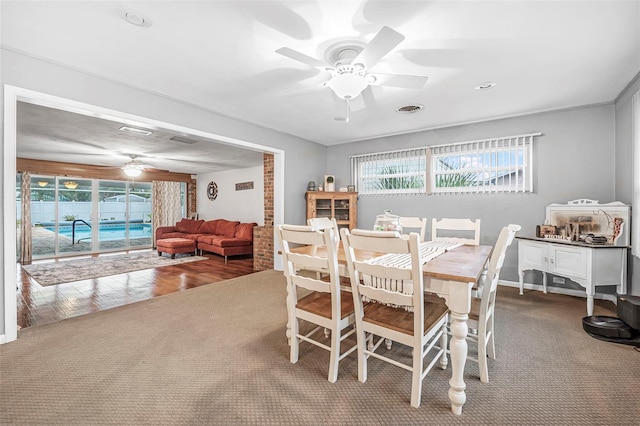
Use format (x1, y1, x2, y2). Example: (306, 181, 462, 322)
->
(498, 279, 618, 304)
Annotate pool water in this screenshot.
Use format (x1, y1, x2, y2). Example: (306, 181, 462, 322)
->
(45, 224, 152, 241)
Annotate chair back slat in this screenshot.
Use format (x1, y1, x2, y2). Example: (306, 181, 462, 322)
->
(291, 274, 331, 293)
(348, 229, 411, 253)
(358, 285, 414, 307)
(287, 252, 329, 272)
(399, 217, 427, 242)
(431, 218, 481, 245)
(280, 225, 328, 246)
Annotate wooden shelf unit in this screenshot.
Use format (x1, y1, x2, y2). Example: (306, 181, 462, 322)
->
(305, 191, 357, 231)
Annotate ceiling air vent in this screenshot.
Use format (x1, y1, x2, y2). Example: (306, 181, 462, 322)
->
(395, 104, 424, 114)
(169, 136, 199, 145)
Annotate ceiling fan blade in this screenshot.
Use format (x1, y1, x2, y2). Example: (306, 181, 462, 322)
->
(276, 47, 330, 70)
(351, 26, 405, 69)
(369, 73, 428, 89)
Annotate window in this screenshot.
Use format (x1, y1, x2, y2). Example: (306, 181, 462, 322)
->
(430, 134, 537, 194)
(351, 149, 427, 195)
(352, 133, 540, 195)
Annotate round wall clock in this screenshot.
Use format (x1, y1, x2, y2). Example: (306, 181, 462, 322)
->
(207, 181, 218, 200)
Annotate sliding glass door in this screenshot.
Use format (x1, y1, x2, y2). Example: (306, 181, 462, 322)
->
(98, 181, 152, 251)
(25, 175, 153, 259)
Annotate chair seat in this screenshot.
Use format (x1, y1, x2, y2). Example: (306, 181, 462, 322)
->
(363, 300, 449, 336)
(297, 290, 354, 320)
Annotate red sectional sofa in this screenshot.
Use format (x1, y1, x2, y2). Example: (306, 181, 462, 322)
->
(155, 218, 257, 263)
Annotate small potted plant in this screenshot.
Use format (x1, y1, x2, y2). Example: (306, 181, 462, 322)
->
(325, 175, 335, 192)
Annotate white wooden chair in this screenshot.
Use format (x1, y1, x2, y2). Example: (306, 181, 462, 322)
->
(307, 217, 340, 245)
(399, 217, 427, 242)
(467, 224, 520, 383)
(340, 228, 449, 408)
(431, 218, 481, 245)
(277, 224, 357, 383)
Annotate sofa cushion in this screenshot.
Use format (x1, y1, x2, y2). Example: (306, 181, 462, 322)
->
(216, 219, 240, 237)
(158, 231, 191, 240)
(235, 222, 257, 240)
(198, 220, 219, 235)
(175, 219, 204, 233)
(198, 235, 251, 248)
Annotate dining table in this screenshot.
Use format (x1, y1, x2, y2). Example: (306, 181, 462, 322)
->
(287, 241, 493, 415)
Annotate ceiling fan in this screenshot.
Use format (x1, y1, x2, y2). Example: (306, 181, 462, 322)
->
(276, 26, 428, 122)
(122, 154, 154, 177)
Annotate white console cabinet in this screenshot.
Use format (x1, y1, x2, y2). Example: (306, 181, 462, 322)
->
(517, 199, 629, 316)
(518, 237, 627, 316)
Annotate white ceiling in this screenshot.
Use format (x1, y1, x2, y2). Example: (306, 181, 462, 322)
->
(3, 1, 640, 173)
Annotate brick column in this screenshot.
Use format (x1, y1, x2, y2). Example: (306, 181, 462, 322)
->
(254, 153, 274, 271)
(187, 179, 197, 217)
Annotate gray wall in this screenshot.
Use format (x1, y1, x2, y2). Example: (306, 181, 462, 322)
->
(327, 104, 618, 287)
(0, 49, 326, 339)
(615, 73, 640, 296)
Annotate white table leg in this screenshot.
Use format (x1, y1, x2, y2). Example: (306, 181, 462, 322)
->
(586, 295, 594, 316)
(518, 270, 524, 295)
(448, 310, 468, 415)
(434, 279, 472, 415)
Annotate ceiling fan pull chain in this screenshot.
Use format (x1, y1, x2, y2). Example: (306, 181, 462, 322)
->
(345, 98, 351, 123)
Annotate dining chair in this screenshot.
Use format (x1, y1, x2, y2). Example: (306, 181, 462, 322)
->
(307, 217, 340, 245)
(399, 216, 428, 242)
(340, 228, 449, 408)
(277, 224, 357, 383)
(306, 217, 343, 278)
(467, 223, 520, 383)
(431, 217, 481, 245)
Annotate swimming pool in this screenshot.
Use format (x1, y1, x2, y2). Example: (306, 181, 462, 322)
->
(44, 223, 152, 241)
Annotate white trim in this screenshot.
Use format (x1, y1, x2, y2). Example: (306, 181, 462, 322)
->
(632, 90, 640, 257)
(2, 84, 285, 344)
(2, 86, 19, 344)
(499, 280, 618, 305)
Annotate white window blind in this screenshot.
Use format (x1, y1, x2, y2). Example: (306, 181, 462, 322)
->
(351, 148, 427, 195)
(350, 132, 540, 196)
(429, 133, 539, 194)
(632, 90, 640, 257)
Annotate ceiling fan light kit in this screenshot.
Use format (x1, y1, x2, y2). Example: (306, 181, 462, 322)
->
(123, 166, 143, 177)
(122, 154, 150, 177)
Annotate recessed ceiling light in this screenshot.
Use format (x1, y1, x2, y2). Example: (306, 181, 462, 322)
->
(475, 81, 497, 90)
(120, 9, 152, 28)
(395, 104, 424, 114)
(119, 126, 152, 136)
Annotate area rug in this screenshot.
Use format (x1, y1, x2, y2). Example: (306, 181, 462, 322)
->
(21, 251, 207, 286)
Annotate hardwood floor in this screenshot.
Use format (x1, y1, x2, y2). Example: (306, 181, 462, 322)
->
(17, 251, 256, 329)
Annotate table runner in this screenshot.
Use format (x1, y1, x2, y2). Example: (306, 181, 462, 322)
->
(361, 244, 452, 310)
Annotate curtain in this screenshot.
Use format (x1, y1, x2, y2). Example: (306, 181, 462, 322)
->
(20, 172, 32, 265)
(152, 180, 182, 246)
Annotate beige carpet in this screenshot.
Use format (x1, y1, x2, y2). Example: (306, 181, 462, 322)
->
(21, 251, 206, 286)
(1, 270, 638, 425)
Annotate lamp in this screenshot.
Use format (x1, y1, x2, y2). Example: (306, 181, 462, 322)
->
(63, 181, 79, 189)
(37, 181, 48, 187)
(322, 64, 372, 100)
(123, 166, 143, 177)
(122, 154, 147, 177)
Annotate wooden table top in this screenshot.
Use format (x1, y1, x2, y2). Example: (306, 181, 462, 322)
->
(290, 243, 492, 284)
